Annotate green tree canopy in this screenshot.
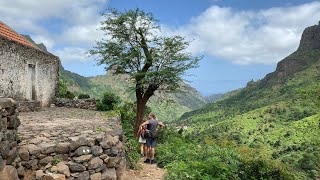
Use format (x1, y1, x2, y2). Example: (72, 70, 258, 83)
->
(90, 8, 200, 136)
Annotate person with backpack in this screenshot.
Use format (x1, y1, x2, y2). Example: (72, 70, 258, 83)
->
(139, 113, 165, 164)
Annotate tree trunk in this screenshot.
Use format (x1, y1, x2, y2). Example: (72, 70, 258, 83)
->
(134, 97, 147, 137)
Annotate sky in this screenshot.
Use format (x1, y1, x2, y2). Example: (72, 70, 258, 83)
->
(1, 0, 320, 95)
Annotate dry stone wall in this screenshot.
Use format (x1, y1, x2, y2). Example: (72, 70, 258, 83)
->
(0, 98, 20, 179)
(17, 107, 124, 180)
(55, 98, 97, 110)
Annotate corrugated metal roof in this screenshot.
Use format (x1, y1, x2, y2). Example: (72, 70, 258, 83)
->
(0, 21, 41, 50)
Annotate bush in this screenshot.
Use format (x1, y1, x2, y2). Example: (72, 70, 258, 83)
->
(96, 91, 120, 111)
(58, 79, 75, 99)
(78, 94, 90, 99)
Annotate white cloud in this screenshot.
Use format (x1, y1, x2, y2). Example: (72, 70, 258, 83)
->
(54, 47, 91, 63)
(163, 1, 320, 64)
(0, 0, 107, 63)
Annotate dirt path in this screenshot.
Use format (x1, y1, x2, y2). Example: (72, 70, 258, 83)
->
(124, 159, 165, 180)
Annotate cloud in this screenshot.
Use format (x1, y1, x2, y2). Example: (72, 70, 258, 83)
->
(163, 1, 320, 64)
(0, 0, 107, 63)
(54, 47, 91, 63)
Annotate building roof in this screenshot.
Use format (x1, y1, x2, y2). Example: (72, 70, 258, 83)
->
(0, 21, 41, 50)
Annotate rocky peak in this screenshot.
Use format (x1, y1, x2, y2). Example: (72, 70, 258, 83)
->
(261, 22, 320, 85)
(297, 22, 320, 51)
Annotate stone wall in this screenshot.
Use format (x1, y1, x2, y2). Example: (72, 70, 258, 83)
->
(0, 98, 20, 179)
(0, 36, 60, 107)
(16, 101, 41, 112)
(55, 98, 97, 110)
(18, 131, 125, 179)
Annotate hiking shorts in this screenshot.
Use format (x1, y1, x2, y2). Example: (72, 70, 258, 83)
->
(146, 137, 157, 147)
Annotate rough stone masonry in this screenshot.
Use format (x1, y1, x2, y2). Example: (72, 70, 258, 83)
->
(0, 98, 21, 179)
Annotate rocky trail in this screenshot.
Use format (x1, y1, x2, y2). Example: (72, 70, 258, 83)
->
(124, 159, 165, 180)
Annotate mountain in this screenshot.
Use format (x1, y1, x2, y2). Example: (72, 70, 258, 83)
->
(176, 23, 320, 178)
(204, 93, 224, 103)
(59, 63, 206, 121)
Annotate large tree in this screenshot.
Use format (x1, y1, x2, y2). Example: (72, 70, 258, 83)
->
(90, 8, 200, 136)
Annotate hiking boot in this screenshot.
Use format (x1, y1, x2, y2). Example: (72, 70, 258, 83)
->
(144, 159, 150, 163)
(150, 159, 156, 164)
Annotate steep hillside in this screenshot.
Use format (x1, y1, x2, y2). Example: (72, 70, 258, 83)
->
(59, 65, 206, 121)
(176, 23, 320, 178)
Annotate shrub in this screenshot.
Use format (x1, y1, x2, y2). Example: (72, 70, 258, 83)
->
(96, 91, 120, 111)
(78, 94, 90, 99)
(58, 79, 75, 99)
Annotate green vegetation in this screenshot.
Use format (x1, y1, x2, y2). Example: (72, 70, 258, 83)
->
(96, 91, 120, 111)
(171, 49, 320, 179)
(78, 93, 90, 99)
(58, 79, 75, 99)
(156, 128, 295, 180)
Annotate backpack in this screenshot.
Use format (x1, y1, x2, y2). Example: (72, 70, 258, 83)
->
(144, 130, 157, 138)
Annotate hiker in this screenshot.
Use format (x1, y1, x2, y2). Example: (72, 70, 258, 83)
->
(137, 122, 147, 157)
(140, 113, 165, 164)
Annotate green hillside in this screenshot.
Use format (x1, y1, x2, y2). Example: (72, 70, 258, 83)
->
(170, 26, 320, 179)
(59, 64, 206, 121)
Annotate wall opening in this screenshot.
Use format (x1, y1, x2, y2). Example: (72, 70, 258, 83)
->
(26, 64, 36, 100)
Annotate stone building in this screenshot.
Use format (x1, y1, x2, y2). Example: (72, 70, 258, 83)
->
(0, 21, 60, 107)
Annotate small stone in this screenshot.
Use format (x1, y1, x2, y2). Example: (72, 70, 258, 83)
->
(0, 165, 19, 180)
(36, 170, 45, 179)
(29, 136, 50, 145)
(91, 146, 103, 156)
(55, 143, 70, 154)
(100, 135, 119, 149)
(90, 172, 102, 180)
(95, 164, 106, 173)
(88, 157, 103, 170)
(51, 165, 58, 173)
(106, 157, 120, 168)
(44, 163, 53, 170)
(69, 162, 86, 172)
(57, 162, 71, 177)
(18, 147, 29, 161)
(70, 137, 88, 150)
(101, 168, 116, 180)
(6, 147, 17, 164)
(73, 154, 92, 163)
(77, 171, 90, 180)
(39, 143, 56, 154)
(43, 173, 66, 180)
(23, 144, 41, 156)
(0, 156, 6, 171)
(39, 156, 53, 166)
(0, 141, 10, 158)
(17, 166, 25, 178)
(74, 146, 91, 156)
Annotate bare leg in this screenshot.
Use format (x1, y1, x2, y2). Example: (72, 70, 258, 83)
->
(151, 147, 155, 160)
(140, 143, 144, 156)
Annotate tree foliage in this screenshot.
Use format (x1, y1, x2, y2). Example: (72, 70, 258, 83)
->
(91, 8, 200, 135)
